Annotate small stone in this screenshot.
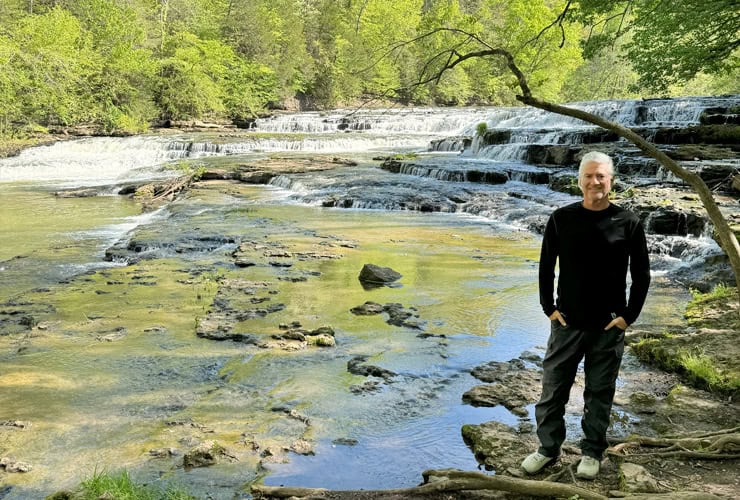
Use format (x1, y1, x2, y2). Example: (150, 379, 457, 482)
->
(290, 439, 314, 455)
(149, 448, 179, 458)
(620, 462, 663, 493)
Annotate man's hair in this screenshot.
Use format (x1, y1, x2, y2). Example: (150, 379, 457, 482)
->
(579, 151, 614, 177)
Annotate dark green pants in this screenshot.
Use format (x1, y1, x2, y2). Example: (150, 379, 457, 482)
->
(535, 321, 625, 459)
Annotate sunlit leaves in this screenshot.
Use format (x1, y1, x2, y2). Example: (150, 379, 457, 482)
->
(569, 0, 740, 92)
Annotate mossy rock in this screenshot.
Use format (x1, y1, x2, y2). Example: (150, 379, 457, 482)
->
(631, 287, 740, 398)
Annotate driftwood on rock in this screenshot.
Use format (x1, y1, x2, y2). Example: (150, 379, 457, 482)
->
(608, 427, 740, 460)
(135, 175, 193, 207)
(251, 469, 608, 499)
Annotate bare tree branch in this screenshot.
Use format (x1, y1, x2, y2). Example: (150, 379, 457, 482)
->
(354, 0, 369, 35)
(522, 0, 572, 50)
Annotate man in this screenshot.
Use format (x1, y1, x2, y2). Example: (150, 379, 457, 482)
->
(521, 151, 651, 479)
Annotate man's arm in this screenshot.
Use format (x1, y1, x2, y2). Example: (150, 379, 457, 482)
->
(539, 214, 559, 318)
(623, 221, 651, 325)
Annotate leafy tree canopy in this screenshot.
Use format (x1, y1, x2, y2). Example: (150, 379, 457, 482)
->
(0, 0, 736, 135)
(567, 0, 739, 92)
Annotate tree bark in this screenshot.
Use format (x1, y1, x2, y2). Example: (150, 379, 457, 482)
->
(251, 469, 609, 499)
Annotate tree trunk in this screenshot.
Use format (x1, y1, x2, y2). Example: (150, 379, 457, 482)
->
(517, 94, 740, 304)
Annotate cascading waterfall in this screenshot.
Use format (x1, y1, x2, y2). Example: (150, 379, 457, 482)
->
(0, 136, 181, 185)
(254, 107, 494, 135)
(463, 95, 740, 160)
(3, 96, 735, 186)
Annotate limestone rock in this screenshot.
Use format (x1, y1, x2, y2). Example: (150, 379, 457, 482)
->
(461, 421, 535, 472)
(183, 440, 235, 468)
(358, 264, 402, 285)
(0, 457, 32, 473)
(620, 462, 663, 493)
(464, 359, 541, 416)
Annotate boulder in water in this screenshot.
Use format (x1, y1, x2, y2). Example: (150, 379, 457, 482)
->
(358, 264, 402, 286)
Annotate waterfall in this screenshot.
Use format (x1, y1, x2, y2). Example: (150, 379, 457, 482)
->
(2, 95, 737, 188)
(459, 95, 740, 162)
(0, 136, 181, 185)
(255, 107, 493, 135)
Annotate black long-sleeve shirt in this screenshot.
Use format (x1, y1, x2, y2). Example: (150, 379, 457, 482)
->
(539, 202, 651, 329)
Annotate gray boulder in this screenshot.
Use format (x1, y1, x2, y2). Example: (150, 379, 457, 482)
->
(358, 264, 402, 286)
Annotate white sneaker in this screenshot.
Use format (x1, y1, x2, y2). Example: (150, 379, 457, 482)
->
(521, 451, 555, 474)
(576, 455, 600, 479)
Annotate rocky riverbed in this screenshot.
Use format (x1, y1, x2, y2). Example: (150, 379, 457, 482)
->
(50, 157, 740, 498)
(1, 98, 739, 498)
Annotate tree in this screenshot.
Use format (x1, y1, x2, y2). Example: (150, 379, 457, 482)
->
(223, 0, 311, 102)
(64, 0, 158, 133)
(403, 24, 740, 302)
(8, 7, 98, 128)
(566, 0, 740, 93)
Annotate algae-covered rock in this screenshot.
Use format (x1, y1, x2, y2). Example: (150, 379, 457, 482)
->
(461, 421, 534, 472)
(183, 440, 235, 468)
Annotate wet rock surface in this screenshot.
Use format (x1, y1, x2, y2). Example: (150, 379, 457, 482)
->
(463, 359, 542, 417)
(183, 440, 236, 468)
(347, 355, 397, 382)
(350, 301, 425, 330)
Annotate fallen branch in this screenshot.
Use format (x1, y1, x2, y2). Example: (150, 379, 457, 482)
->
(135, 175, 193, 208)
(608, 428, 740, 461)
(251, 469, 608, 500)
(629, 451, 740, 460)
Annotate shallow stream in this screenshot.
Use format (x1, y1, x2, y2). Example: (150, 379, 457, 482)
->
(0, 101, 707, 498)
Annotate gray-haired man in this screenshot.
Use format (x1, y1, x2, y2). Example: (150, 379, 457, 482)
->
(521, 151, 651, 479)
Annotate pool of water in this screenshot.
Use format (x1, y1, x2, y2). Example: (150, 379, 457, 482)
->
(0, 180, 552, 498)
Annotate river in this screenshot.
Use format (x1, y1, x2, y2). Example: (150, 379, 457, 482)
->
(1, 98, 732, 498)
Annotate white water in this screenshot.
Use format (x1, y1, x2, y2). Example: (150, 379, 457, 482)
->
(2, 96, 736, 186)
(0, 136, 181, 185)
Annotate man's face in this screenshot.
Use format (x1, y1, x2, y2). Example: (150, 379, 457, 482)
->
(579, 161, 612, 204)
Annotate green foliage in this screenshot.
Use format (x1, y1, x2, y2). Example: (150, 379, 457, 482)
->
(10, 7, 98, 127)
(224, 0, 311, 97)
(67, 0, 159, 134)
(73, 469, 196, 499)
(475, 122, 488, 136)
(0, 0, 736, 136)
(569, 0, 740, 93)
(689, 283, 733, 303)
(156, 32, 229, 120)
(168, 161, 208, 181)
(390, 153, 419, 160)
(222, 60, 279, 120)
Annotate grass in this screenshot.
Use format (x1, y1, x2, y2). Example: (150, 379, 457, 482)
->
(685, 283, 739, 328)
(48, 470, 196, 500)
(689, 282, 734, 302)
(475, 122, 488, 136)
(677, 349, 740, 393)
(632, 336, 740, 395)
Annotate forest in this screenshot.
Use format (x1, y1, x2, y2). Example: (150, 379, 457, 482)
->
(0, 0, 737, 136)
